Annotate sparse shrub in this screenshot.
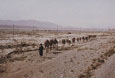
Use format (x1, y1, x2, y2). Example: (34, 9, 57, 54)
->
(0, 56, 7, 64)
(77, 47, 89, 51)
(91, 64, 97, 70)
(92, 59, 96, 63)
(21, 42, 29, 47)
(78, 70, 92, 78)
(0, 45, 4, 49)
(7, 44, 12, 48)
(97, 58, 105, 63)
(78, 74, 85, 78)
(0, 65, 7, 74)
(70, 69, 74, 72)
(104, 48, 115, 57)
(39, 69, 44, 73)
(85, 70, 92, 78)
(9, 56, 27, 62)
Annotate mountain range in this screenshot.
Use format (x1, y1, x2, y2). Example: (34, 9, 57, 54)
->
(0, 20, 107, 31)
(0, 20, 63, 30)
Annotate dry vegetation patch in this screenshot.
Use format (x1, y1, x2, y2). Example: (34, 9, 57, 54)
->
(0, 56, 7, 64)
(0, 65, 7, 74)
(9, 55, 27, 62)
(78, 45, 115, 78)
(77, 47, 89, 51)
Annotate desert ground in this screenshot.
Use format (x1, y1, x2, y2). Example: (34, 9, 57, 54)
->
(0, 30, 115, 78)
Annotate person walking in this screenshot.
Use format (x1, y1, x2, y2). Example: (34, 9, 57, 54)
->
(39, 44, 44, 57)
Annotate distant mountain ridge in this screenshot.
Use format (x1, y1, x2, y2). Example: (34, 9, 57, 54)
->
(0, 20, 61, 30)
(0, 20, 107, 31)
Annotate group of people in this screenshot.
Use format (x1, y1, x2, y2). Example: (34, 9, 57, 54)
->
(61, 35, 97, 46)
(38, 35, 97, 57)
(39, 38, 58, 57)
(76, 35, 97, 42)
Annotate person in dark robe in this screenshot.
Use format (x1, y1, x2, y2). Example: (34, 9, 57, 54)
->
(39, 44, 44, 57)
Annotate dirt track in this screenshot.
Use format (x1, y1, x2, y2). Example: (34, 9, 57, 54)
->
(0, 33, 115, 78)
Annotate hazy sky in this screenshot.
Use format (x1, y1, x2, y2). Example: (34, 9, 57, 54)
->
(0, 0, 115, 29)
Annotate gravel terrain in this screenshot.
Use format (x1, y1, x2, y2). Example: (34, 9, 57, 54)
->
(0, 33, 115, 78)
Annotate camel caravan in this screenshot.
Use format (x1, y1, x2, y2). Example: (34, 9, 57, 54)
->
(43, 35, 97, 53)
(44, 39, 58, 53)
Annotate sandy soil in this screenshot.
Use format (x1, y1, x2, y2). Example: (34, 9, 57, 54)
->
(0, 32, 115, 78)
